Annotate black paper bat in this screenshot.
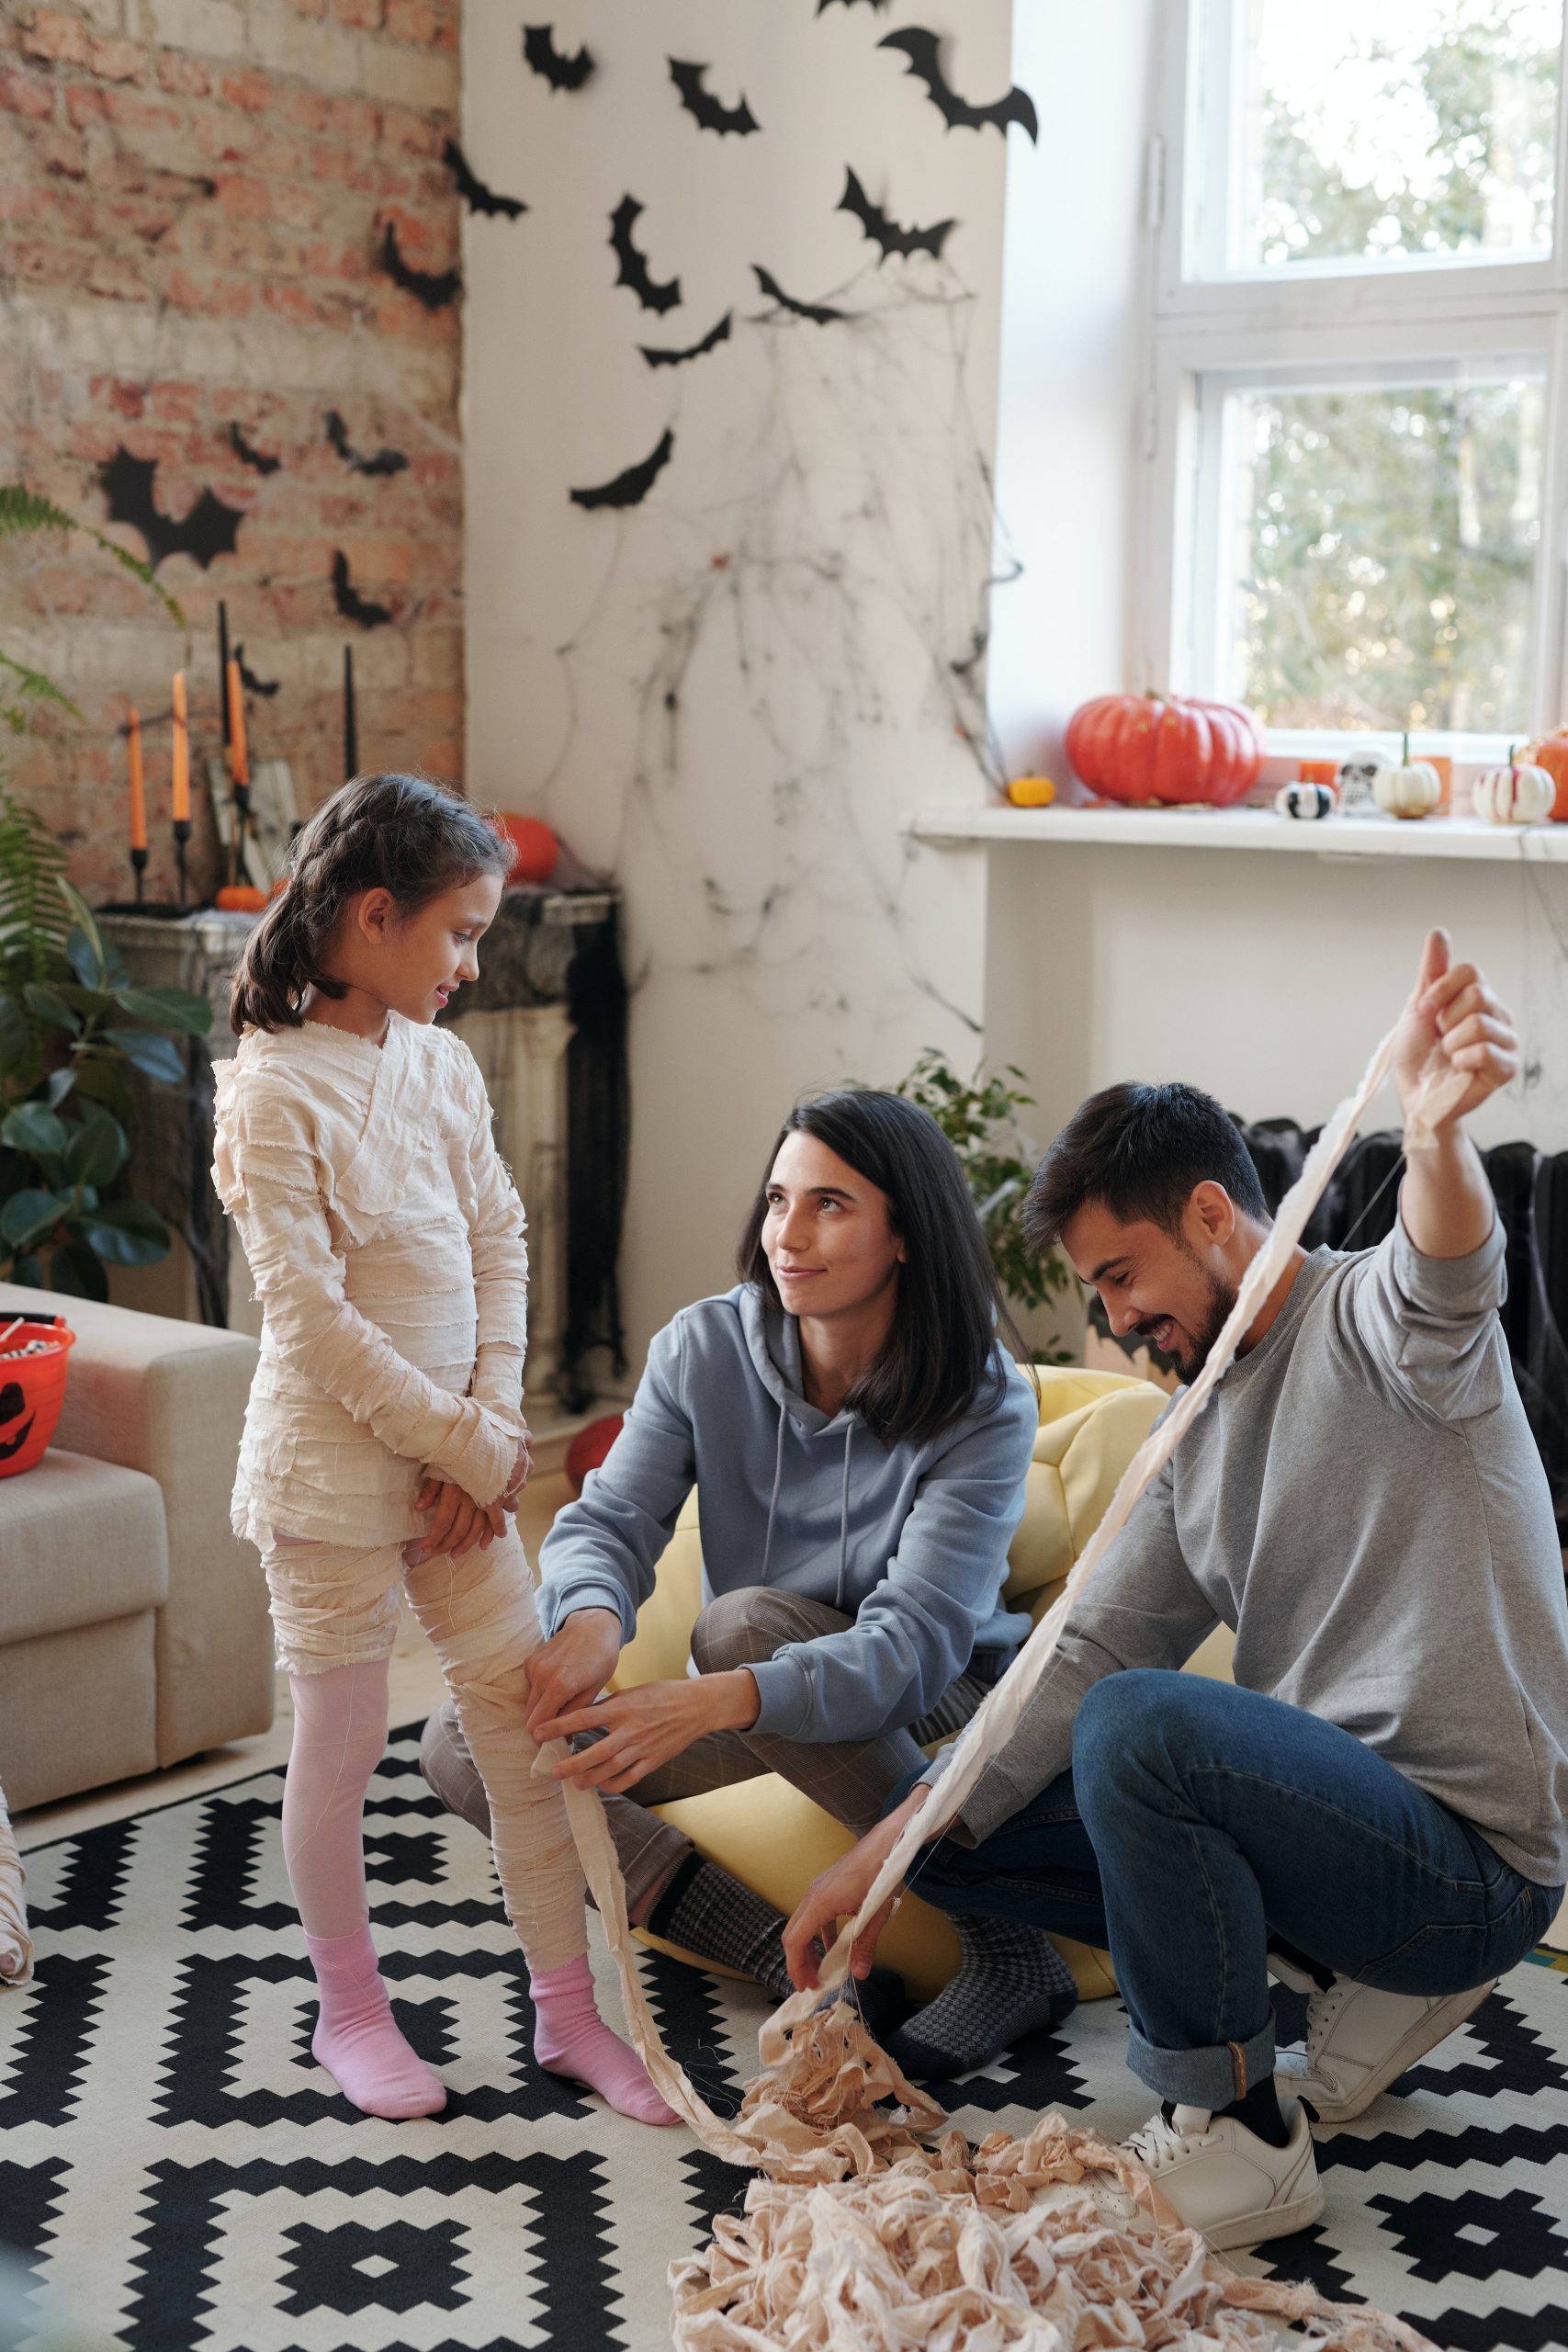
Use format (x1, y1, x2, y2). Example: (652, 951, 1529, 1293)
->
(325, 409, 409, 479)
(609, 196, 681, 313)
(570, 427, 675, 512)
(818, 1, 889, 11)
(523, 23, 593, 90)
(877, 28, 1039, 142)
(0, 1385, 32, 1464)
(332, 549, 393, 628)
(443, 136, 527, 220)
(669, 57, 759, 136)
(839, 166, 955, 261)
(639, 311, 732, 368)
(98, 447, 243, 572)
(227, 423, 280, 475)
(378, 221, 461, 310)
(233, 643, 280, 698)
(751, 265, 846, 324)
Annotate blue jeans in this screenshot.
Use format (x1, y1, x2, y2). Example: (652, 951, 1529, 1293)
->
(905, 1670, 1561, 2111)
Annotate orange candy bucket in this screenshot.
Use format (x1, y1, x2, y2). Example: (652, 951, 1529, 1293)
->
(0, 1317, 76, 1478)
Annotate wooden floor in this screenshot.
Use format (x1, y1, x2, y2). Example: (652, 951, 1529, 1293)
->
(14, 1472, 573, 1856)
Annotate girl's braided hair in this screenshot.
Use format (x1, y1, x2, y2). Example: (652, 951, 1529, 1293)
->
(230, 773, 513, 1034)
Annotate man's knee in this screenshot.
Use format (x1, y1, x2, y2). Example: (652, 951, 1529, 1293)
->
(1073, 1668, 1207, 1809)
(418, 1695, 491, 1837)
(690, 1585, 840, 1674)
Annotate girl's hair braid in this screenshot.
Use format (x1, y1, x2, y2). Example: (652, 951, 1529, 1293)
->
(229, 773, 514, 1034)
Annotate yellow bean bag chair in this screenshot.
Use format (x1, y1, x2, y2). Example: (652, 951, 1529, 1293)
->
(610, 1364, 1234, 2004)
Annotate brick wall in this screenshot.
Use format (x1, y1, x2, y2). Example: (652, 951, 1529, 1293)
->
(0, 0, 463, 905)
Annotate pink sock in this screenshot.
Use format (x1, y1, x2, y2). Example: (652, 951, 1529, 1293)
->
(306, 1927, 446, 2120)
(530, 1954, 679, 2127)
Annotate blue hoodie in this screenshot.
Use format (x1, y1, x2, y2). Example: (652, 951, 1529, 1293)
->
(536, 1284, 1039, 1744)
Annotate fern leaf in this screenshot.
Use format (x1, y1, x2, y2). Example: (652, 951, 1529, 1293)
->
(0, 481, 183, 624)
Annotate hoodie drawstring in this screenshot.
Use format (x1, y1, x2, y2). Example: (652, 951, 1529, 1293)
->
(758, 1401, 855, 1609)
(835, 1422, 852, 1614)
(758, 1397, 786, 1586)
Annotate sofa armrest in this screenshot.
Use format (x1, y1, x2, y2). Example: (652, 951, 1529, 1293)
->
(0, 1283, 274, 1766)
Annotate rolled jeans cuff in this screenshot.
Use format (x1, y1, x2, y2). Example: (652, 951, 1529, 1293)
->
(1125, 2012, 1276, 2111)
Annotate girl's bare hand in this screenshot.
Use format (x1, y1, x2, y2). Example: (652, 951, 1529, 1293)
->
(409, 1476, 505, 1563)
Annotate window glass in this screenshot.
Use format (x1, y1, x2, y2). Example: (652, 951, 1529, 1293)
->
(1221, 374, 1542, 730)
(1232, 0, 1561, 272)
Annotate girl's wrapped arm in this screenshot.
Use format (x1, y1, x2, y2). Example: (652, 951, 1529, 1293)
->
(214, 1081, 518, 1505)
(456, 1041, 530, 1437)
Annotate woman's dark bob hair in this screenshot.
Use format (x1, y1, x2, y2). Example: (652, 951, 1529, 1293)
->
(736, 1088, 1035, 1448)
(230, 772, 513, 1035)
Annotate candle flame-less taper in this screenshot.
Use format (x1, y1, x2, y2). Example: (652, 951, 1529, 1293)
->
(127, 707, 146, 853)
(225, 658, 249, 789)
(171, 669, 190, 823)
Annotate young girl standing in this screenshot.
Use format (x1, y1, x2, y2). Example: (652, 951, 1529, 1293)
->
(214, 772, 674, 2127)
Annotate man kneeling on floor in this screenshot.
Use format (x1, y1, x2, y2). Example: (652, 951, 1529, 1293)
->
(784, 929, 1568, 2251)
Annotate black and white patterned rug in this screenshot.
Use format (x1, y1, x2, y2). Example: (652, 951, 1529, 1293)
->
(3, 1726, 1566, 2352)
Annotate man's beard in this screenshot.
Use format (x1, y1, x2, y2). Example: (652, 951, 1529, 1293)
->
(1141, 1259, 1236, 1381)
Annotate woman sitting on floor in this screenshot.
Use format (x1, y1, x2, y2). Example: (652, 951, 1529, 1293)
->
(421, 1086, 1068, 2069)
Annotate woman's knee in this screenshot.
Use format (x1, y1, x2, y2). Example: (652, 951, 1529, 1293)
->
(690, 1585, 802, 1673)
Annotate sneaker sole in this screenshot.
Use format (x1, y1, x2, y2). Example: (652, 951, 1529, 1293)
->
(1282, 1978, 1497, 2126)
(1201, 2180, 1326, 2254)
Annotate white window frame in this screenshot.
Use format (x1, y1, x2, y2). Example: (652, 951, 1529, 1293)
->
(1140, 0, 1568, 754)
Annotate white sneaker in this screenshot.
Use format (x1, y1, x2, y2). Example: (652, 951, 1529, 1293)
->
(1273, 1969, 1497, 2125)
(1031, 2103, 1324, 2254)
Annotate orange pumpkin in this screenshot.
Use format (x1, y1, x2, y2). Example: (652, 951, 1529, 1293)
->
(499, 813, 560, 886)
(1065, 693, 1266, 808)
(1519, 729, 1568, 821)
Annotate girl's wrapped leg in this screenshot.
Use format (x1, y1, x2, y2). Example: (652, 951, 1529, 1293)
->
(267, 1534, 445, 2120)
(402, 1526, 676, 2125)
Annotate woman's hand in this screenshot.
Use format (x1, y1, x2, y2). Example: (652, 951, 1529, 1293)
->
(407, 1476, 505, 1564)
(782, 1784, 930, 1990)
(522, 1607, 626, 1740)
(536, 1670, 761, 1794)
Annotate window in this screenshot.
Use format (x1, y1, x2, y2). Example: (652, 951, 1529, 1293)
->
(1146, 0, 1568, 749)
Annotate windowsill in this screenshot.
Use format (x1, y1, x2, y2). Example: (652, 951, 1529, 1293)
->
(904, 804, 1568, 863)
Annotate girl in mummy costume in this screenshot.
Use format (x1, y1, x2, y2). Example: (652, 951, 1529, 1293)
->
(213, 774, 674, 2126)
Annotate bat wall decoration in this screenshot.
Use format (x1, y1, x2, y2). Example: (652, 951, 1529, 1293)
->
(818, 0, 888, 10)
(443, 137, 527, 220)
(839, 167, 955, 261)
(570, 427, 675, 512)
(325, 410, 409, 479)
(751, 265, 847, 324)
(332, 549, 393, 628)
(639, 311, 733, 368)
(668, 58, 760, 137)
(234, 644, 280, 697)
(877, 28, 1039, 142)
(378, 221, 462, 310)
(523, 23, 594, 90)
(98, 447, 244, 572)
(609, 196, 682, 314)
(227, 424, 280, 476)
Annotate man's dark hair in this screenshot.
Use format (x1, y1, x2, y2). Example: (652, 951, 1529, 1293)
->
(736, 1087, 1034, 1447)
(1022, 1081, 1269, 1255)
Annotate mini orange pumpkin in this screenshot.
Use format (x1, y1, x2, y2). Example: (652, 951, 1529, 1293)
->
(1518, 728, 1568, 820)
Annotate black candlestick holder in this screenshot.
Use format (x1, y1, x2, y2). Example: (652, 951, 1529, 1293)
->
(130, 845, 148, 907)
(174, 819, 191, 910)
(230, 781, 251, 888)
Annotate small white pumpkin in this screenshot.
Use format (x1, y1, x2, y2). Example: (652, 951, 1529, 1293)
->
(1274, 781, 1338, 820)
(1472, 749, 1555, 825)
(1371, 733, 1442, 820)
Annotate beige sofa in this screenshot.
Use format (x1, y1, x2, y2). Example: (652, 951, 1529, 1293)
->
(0, 1283, 274, 1814)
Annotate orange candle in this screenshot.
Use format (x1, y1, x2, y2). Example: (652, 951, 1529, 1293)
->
(171, 670, 189, 823)
(225, 658, 249, 788)
(128, 707, 146, 852)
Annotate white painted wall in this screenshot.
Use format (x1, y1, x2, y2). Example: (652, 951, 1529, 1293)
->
(463, 3, 1021, 1364)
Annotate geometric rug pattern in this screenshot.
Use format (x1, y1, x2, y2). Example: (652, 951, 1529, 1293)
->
(2, 1724, 1566, 2351)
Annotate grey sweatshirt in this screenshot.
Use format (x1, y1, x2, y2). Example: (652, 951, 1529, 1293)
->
(927, 1216, 1568, 1888)
(536, 1284, 1039, 1743)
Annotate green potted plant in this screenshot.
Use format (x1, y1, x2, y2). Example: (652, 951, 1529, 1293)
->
(0, 485, 210, 1299)
(893, 1049, 1072, 1361)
